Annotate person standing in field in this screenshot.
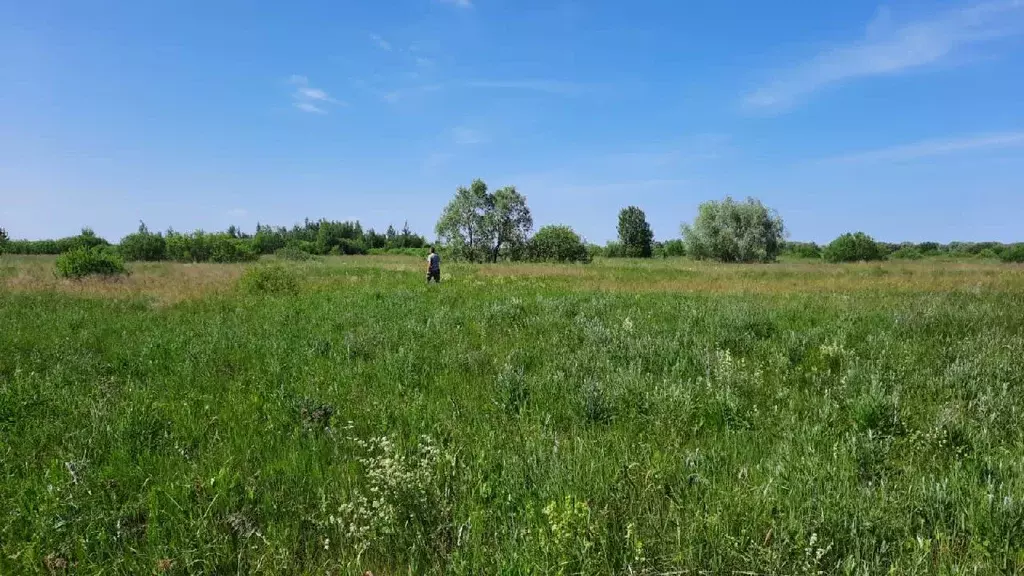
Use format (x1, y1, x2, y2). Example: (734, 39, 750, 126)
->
(426, 246, 441, 283)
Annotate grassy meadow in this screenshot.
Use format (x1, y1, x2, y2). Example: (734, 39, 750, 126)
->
(2, 254, 1024, 574)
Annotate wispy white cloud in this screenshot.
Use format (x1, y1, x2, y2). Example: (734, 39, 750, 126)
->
(466, 79, 584, 95)
(439, 0, 472, 7)
(296, 87, 333, 102)
(370, 33, 392, 51)
(821, 132, 1024, 163)
(745, 0, 1024, 112)
(294, 102, 327, 114)
(452, 126, 488, 145)
(289, 75, 343, 113)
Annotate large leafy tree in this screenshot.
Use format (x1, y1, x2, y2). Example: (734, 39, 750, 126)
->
(436, 179, 533, 262)
(617, 206, 654, 258)
(436, 179, 493, 262)
(682, 196, 786, 263)
(488, 186, 533, 262)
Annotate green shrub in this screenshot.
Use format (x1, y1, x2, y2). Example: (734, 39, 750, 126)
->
(823, 232, 886, 263)
(978, 248, 1000, 260)
(119, 222, 167, 261)
(4, 239, 61, 255)
(527, 225, 590, 263)
(5, 229, 111, 255)
(585, 244, 604, 260)
(55, 247, 127, 278)
(603, 241, 625, 258)
(1000, 244, 1024, 263)
(275, 246, 314, 261)
(210, 236, 259, 263)
(239, 264, 300, 295)
(56, 228, 110, 253)
(661, 239, 687, 257)
(682, 196, 786, 263)
(890, 246, 923, 260)
(166, 231, 258, 263)
(783, 241, 822, 259)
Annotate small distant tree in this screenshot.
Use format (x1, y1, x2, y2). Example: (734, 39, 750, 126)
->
(682, 196, 786, 263)
(527, 225, 589, 263)
(0, 227, 8, 252)
(823, 232, 886, 263)
(617, 206, 654, 258)
(398, 221, 426, 249)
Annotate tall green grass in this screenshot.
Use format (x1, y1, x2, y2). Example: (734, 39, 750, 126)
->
(2, 260, 1024, 573)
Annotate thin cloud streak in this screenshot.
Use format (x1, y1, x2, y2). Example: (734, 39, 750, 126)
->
(820, 132, 1024, 164)
(439, 0, 472, 7)
(289, 75, 343, 113)
(745, 0, 1024, 112)
(294, 102, 326, 114)
(466, 79, 585, 95)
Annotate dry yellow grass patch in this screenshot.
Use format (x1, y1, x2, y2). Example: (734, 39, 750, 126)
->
(1, 256, 244, 305)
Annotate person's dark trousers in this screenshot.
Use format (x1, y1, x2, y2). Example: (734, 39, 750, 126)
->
(426, 270, 441, 283)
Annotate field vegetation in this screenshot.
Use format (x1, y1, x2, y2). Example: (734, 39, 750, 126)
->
(3, 187, 1024, 573)
(2, 254, 1024, 574)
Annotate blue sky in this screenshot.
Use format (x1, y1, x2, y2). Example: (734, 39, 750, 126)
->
(2, 0, 1023, 244)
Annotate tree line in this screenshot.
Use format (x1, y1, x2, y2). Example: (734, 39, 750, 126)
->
(2, 180, 1023, 264)
(0, 219, 428, 263)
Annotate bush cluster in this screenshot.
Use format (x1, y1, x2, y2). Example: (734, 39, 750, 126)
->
(2, 228, 110, 255)
(165, 231, 259, 263)
(119, 222, 167, 261)
(526, 225, 590, 263)
(781, 242, 822, 259)
(254, 219, 426, 256)
(274, 246, 315, 261)
(55, 247, 127, 278)
(823, 232, 887, 263)
(889, 246, 924, 260)
(1001, 244, 1024, 263)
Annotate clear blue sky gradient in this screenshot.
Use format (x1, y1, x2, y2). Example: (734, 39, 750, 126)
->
(2, 0, 1023, 244)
